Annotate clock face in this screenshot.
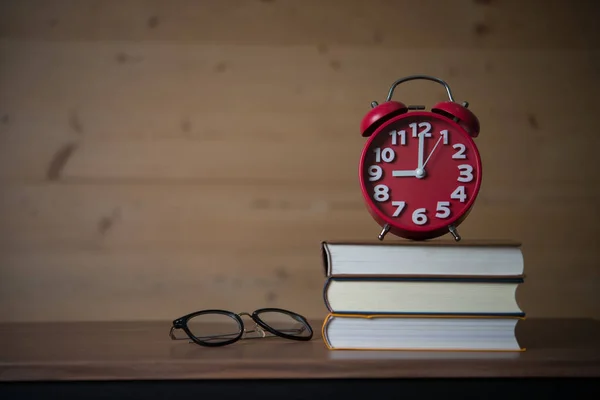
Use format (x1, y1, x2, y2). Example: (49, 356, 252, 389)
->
(359, 111, 482, 238)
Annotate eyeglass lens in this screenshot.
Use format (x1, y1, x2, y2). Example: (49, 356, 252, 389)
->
(255, 310, 312, 339)
(186, 313, 241, 345)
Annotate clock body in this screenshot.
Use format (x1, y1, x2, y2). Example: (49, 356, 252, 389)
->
(358, 111, 482, 241)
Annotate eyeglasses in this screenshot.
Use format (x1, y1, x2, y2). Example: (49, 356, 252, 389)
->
(169, 307, 313, 347)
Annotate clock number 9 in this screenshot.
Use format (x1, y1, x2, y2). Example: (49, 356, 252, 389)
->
(368, 165, 382, 181)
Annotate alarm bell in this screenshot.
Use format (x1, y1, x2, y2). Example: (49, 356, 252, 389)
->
(431, 100, 480, 138)
(360, 75, 480, 138)
(360, 100, 407, 137)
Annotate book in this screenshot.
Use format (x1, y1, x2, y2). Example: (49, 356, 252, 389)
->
(323, 276, 524, 316)
(322, 313, 525, 351)
(321, 240, 524, 277)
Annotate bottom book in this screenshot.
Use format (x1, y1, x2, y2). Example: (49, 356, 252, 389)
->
(322, 313, 526, 352)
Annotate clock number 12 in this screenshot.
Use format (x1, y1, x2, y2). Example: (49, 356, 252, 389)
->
(409, 122, 432, 138)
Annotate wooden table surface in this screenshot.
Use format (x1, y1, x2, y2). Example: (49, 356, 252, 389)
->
(1, 317, 599, 382)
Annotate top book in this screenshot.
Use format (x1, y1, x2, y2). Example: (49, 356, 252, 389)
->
(321, 240, 524, 277)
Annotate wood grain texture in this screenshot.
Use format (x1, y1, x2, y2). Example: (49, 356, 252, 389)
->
(0, 0, 599, 323)
(1, 318, 600, 381)
(0, 0, 599, 49)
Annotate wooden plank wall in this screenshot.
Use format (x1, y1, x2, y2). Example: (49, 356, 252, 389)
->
(0, 0, 599, 322)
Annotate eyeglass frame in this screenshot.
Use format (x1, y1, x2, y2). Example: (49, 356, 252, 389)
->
(169, 307, 313, 347)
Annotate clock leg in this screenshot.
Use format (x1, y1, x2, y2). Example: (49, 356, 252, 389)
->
(448, 225, 461, 242)
(378, 224, 390, 240)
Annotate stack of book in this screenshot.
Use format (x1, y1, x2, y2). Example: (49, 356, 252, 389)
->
(320, 240, 526, 351)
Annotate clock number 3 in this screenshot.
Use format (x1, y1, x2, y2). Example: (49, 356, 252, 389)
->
(457, 164, 474, 182)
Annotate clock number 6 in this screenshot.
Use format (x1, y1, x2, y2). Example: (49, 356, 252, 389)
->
(412, 208, 427, 225)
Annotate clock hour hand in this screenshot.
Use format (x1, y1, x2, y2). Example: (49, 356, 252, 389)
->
(392, 170, 417, 177)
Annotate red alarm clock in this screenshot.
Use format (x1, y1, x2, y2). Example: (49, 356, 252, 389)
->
(358, 75, 482, 242)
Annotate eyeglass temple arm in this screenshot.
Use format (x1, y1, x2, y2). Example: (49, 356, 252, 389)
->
(169, 326, 190, 341)
(169, 326, 245, 341)
(169, 323, 307, 342)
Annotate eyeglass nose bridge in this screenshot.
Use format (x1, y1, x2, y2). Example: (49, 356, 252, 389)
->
(243, 323, 266, 339)
(235, 312, 266, 339)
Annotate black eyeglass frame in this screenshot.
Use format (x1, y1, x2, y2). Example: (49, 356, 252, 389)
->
(170, 307, 313, 347)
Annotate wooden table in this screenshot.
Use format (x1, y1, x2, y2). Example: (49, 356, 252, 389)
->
(1, 318, 599, 399)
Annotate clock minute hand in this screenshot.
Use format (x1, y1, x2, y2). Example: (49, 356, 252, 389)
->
(417, 132, 425, 171)
(423, 135, 443, 168)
